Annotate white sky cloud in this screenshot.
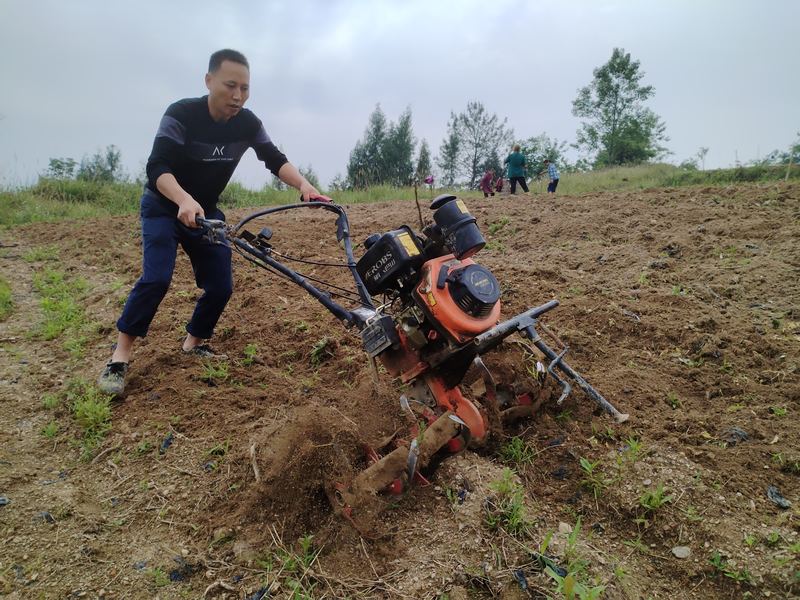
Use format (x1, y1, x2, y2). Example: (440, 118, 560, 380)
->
(1, 0, 797, 188)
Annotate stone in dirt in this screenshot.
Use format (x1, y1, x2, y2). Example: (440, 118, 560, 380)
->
(721, 427, 749, 445)
(671, 546, 691, 559)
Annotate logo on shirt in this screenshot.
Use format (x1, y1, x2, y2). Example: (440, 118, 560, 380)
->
(212, 146, 225, 156)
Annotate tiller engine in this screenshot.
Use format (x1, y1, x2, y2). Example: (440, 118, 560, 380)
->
(199, 194, 628, 526)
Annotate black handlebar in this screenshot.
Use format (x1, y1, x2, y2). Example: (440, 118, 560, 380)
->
(195, 216, 225, 229)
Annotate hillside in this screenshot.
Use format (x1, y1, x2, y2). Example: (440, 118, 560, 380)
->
(1, 181, 798, 599)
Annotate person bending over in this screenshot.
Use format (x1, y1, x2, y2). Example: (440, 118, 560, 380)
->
(98, 49, 325, 396)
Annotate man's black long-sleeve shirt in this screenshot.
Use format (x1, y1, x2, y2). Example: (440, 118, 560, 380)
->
(144, 96, 288, 216)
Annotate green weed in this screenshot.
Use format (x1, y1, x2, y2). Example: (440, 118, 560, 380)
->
(0, 276, 12, 321)
(622, 437, 644, 463)
(42, 393, 60, 410)
(665, 391, 681, 409)
(769, 406, 787, 418)
(709, 551, 753, 584)
(31, 267, 90, 355)
(623, 536, 649, 554)
(41, 421, 59, 438)
(545, 568, 605, 600)
(499, 437, 536, 467)
(205, 440, 230, 457)
(136, 440, 153, 455)
(200, 361, 229, 384)
(555, 409, 573, 424)
(241, 343, 259, 366)
(579, 457, 610, 499)
(255, 533, 321, 598)
(677, 355, 704, 368)
(670, 284, 686, 296)
(771, 452, 800, 475)
(484, 468, 529, 536)
(23, 245, 59, 262)
(681, 505, 704, 523)
(68, 380, 112, 456)
(484, 240, 506, 253)
(639, 483, 673, 512)
(310, 337, 333, 367)
(544, 520, 606, 600)
(488, 216, 510, 235)
(147, 566, 170, 588)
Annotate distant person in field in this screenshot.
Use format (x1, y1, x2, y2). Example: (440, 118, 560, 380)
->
(97, 49, 326, 396)
(494, 173, 504, 193)
(503, 144, 529, 194)
(544, 158, 560, 195)
(479, 169, 495, 197)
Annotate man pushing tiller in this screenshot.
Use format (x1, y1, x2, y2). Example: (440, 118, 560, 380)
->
(98, 49, 327, 396)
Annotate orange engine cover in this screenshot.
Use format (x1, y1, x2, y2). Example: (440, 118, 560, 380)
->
(414, 254, 501, 344)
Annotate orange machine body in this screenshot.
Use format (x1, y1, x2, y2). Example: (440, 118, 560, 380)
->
(414, 255, 501, 344)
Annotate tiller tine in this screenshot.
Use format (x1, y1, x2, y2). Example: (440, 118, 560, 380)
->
(327, 411, 464, 524)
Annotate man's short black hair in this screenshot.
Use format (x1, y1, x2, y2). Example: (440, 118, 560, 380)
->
(208, 49, 249, 73)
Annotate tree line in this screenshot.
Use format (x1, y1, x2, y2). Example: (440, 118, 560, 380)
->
(41, 48, 798, 190)
(339, 47, 671, 190)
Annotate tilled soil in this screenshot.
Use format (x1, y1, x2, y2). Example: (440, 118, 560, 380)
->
(0, 182, 798, 599)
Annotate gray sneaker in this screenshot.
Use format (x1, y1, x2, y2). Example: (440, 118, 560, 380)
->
(183, 344, 228, 360)
(97, 361, 129, 396)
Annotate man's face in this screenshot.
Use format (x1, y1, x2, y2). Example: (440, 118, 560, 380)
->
(205, 60, 250, 121)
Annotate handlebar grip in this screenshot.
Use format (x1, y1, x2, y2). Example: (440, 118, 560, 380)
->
(300, 194, 333, 203)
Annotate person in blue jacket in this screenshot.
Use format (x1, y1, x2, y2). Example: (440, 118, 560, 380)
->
(544, 159, 560, 194)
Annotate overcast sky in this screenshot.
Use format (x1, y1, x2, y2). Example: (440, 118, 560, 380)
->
(1, 0, 798, 189)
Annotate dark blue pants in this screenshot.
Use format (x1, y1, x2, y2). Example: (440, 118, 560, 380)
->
(117, 200, 232, 339)
(547, 178, 560, 193)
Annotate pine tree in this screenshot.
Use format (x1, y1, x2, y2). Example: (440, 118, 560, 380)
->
(415, 139, 432, 181)
(437, 115, 461, 187)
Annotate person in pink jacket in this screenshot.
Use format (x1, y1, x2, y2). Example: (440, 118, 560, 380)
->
(479, 169, 495, 198)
